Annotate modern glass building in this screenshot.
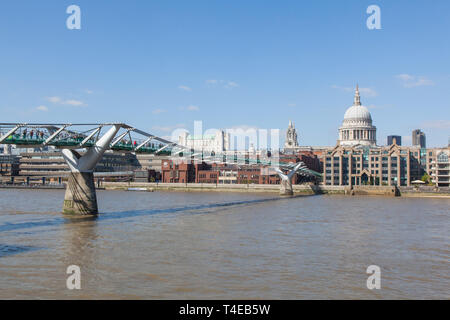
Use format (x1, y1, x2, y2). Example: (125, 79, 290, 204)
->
(387, 135, 402, 146)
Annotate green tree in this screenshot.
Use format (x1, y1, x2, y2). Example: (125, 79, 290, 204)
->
(421, 173, 432, 185)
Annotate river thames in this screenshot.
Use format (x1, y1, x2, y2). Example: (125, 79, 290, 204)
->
(0, 189, 448, 299)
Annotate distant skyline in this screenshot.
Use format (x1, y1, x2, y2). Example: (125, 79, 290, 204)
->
(0, 0, 449, 147)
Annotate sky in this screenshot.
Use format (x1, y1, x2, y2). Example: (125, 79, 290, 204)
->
(0, 0, 449, 147)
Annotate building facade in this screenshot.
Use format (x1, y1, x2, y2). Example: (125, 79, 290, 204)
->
(0, 154, 20, 179)
(428, 147, 450, 187)
(135, 154, 168, 172)
(178, 130, 230, 153)
(17, 150, 141, 182)
(323, 143, 430, 186)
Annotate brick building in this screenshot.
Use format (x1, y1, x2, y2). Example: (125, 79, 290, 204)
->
(161, 159, 196, 183)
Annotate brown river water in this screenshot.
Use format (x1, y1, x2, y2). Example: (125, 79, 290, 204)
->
(0, 189, 448, 299)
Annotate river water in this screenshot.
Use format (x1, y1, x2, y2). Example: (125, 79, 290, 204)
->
(0, 189, 448, 299)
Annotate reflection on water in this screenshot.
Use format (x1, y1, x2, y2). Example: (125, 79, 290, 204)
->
(0, 189, 449, 299)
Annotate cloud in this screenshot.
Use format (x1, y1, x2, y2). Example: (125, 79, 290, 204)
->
(225, 81, 239, 89)
(206, 79, 239, 89)
(331, 85, 377, 97)
(421, 120, 450, 129)
(85, 89, 94, 94)
(206, 79, 218, 85)
(395, 74, 434, 88)
(47, 96, 62, 103)
(36, 105, 48, 112)
(178, 85, 192, 92)
(179, 105, 200, 112)
(186, 105, 199, 111)
(358, 87, 377, 97)
(396, 74, 414, 81)
(152, 126, 174, 132)
(152, 108, 166, 114)
(64, 99, 85, 106)
(46, 96, 86, 106)
(287, 103, 296, 107)
(152, 124, 186, 132)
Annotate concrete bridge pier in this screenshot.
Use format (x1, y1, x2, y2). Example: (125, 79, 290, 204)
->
(61, 125, 121, 215)
(275, 163, 304, 197)
(280, 180, 294, 197)
(279, 179, 294, 196)
(63, 172, 98, 214)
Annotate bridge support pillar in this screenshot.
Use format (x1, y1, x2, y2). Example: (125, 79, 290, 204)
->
(63, 172, 98, 215)
(280, 179, 294, 196)
(61, 124, 122, 215)
(276, 162, 304, 197)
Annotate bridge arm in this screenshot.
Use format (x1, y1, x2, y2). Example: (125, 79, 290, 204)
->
(77, 125, 122, 172)
(0, 125, 23, 143)
(110, 129, 134, 147)
(155, 143, 176, 154)
(44, 125, 70, 146)
(135, 136, 154, 151)
(79, 127, 102, 147)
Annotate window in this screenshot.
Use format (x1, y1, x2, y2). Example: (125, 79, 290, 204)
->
(437, 153, 449, 163)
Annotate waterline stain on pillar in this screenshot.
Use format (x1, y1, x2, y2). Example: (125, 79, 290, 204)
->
(63, 172, 98, 215)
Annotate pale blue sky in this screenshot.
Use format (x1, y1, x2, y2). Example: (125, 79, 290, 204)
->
(0, 0, 449, 147)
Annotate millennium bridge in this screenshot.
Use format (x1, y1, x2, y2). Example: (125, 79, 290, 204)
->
(0, 123, 321, 215)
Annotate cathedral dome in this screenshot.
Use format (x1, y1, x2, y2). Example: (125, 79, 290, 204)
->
(338, 84, 377, 147)
(343, 105, 372, 122)
(341, 84, 373, 126)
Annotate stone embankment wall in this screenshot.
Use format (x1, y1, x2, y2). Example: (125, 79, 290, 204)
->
(351, 185, 398, 196)
(100, 182, 450, 197)
(399, 186, 450, 198)
(101, 182, 348, 195)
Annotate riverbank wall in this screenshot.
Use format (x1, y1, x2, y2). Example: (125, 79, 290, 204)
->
(98, 182, 448, 197)
(2, 182, 449, 197)
(398, 186, 450, 198)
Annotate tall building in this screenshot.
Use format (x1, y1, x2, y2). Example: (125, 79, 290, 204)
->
(387, 135, 402, 146)
(412, 129, 426, 148)
(284, 120, 299, 152)
(338, 85, 377, 146)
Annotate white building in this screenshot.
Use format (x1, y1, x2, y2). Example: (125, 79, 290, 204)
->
(178, 130, 230, 153)
(338, 85, 377, 146)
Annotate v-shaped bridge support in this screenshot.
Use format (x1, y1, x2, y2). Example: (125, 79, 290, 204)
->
(275, 162, 304, 196)
(61, 125, 121, 215)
